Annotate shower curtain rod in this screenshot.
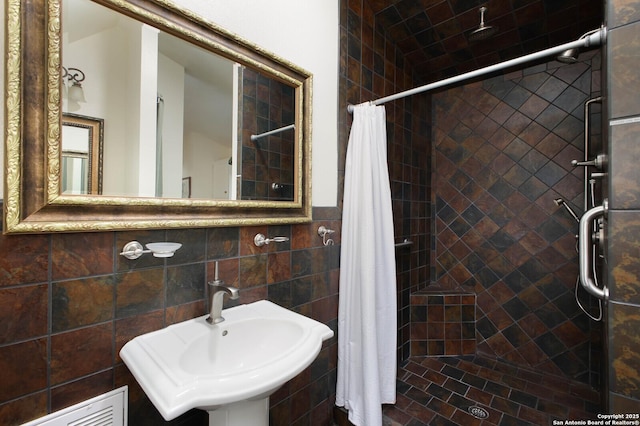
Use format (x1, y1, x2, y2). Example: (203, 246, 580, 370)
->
(347, 26, 605, 113)
(250, 124, 295, 141)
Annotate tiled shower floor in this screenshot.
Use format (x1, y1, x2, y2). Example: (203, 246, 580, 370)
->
(381, 355, 600, 425)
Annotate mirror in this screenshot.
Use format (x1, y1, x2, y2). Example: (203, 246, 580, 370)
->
(4, 0, 312, 233)
(61, 113, 104, 195)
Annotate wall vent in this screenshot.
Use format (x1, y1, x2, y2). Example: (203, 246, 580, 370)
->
(22, 386, 127, 426)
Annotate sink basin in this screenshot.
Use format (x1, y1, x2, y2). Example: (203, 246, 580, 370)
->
(120, 300, 333, 422)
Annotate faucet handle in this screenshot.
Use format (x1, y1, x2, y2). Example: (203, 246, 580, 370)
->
(208, 283, 240, 299)
(228, 286, 239, 299)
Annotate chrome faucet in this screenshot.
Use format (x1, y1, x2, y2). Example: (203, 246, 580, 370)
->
(206, 261, 239, 324)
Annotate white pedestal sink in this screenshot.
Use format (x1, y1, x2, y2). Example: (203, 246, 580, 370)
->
(120, 300, 333, 425)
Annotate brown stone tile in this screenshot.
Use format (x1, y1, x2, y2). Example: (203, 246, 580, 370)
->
(0, 284, 47, 344)
(611, 122, 640, 210)
(116, 268, 164, 318)
(0, 391, 47, 425)
(552, 321, 587, 349)
(240, 225, 267, 256)
(50, 323, 113, 385)
(552, 232, 579, 260)
(518, 405, 550, 425)
(206, 227, 240, 259)
(535, 132, 566, 160)
(610, 301, 640, 397)
(427, 340, 445, 356)
(291, 223, 319, 250)
(504, 111, 533, 135)
(475, 116, 500, 141)
(445, 323, 462, 341)
(474, 143, 500, 168)
(519, 230, 547, 255)
(485, 333, 516, 357)
(115, 310, 164, 363)
(609, 23, 640, 119)
(609, 210, 640, 303)
(0, 234, 49, 286)
(466, 386, 493, 406)
(535, 246, 568, 271)
(239, 254, 267, 287)
(426, 396, 456, 418)
(517, 286, 547, 311)
(451, 408, 483, 426)
(489, 152, 516, 175)
(608, 0, 640, 28)
(166, 300, 205, 325)
(411, 322, 428, 340)
(0, 339, 47, 401)
(519, 93, 549, 120)
(50, 370, 114, 412)
(427, 322, 445, 340)
(428, 305, 444, 322)
(488, 103, 516, 127)
(504, 191, 531, 215)
(610, 391, 640, 412)
(486, 281, 516, 304)
(52, 233, 114, 280)
(52, 277, 113, 333)
(166, 263, 206, 306)
(502, 242, 531, 268)
(208, 257, 239, 287)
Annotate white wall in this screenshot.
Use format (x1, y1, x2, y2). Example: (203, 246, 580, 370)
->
(173, 0, 340, 206)
(0, 0, 340, 206)
(158, 53, 186, 198)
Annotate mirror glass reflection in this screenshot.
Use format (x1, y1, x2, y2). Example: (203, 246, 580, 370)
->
(62, 0, 296, 201)
(61, 113, 104, 195)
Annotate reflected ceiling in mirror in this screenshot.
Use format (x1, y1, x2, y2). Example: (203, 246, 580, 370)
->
(4, 0, 312, 233)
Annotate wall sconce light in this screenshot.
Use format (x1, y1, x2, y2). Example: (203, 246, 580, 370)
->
(62, 66, 87, 103)
(120, 241, 182, 259)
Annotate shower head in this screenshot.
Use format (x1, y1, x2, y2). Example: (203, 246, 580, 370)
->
(557, 47, 579, 64)
(554, 198, 580, 223)
(556, 28, 604, 64)
(468, 6, 498, 41)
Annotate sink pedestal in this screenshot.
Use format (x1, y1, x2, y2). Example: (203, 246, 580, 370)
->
(207, 397, 269, 426)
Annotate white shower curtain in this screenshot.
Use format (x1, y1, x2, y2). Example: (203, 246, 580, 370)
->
(336, 103, 397, 426)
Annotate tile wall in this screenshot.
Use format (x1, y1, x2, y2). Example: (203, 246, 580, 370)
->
(240, 67, 296, 201)
(430, 52, 603, 386)
(410, 292, 476, 357)
(0, 210, 341, 426)
(605, 0, 640, 411)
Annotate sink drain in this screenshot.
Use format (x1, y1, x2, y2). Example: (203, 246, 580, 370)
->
(468, 406, 489, 419)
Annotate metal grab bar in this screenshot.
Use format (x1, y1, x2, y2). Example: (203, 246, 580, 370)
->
(579, 201, 608, 300)
(394, 239, 413, 248)
(250, 124, 295, 142)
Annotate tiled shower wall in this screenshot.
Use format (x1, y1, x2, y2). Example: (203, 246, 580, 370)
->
(606, 0, 640, 411)
(0, 211, 341, 426)
(339, 0, 432, 364)
(240, 67, 296, 201)
(431, 53, 603, 386)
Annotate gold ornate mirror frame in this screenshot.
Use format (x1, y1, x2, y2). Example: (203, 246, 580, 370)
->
(4, 0, 312, 233)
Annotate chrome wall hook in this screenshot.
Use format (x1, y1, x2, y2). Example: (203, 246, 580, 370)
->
(317, 226, 335, 246)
